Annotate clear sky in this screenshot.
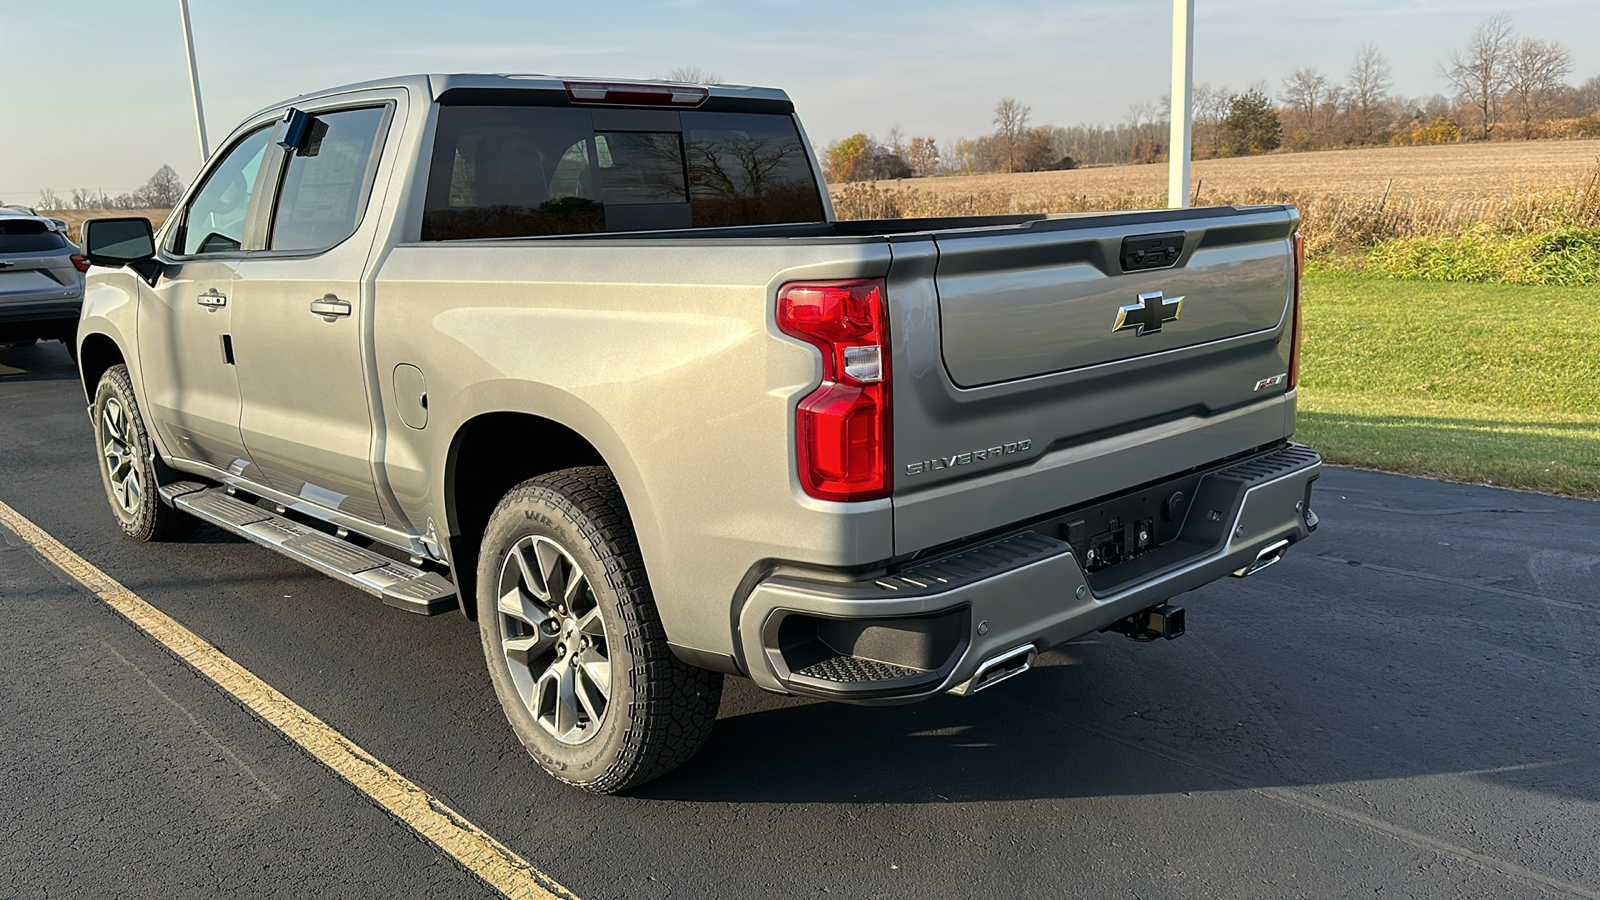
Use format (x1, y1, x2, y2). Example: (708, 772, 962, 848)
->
(2, 0, 1595, 201)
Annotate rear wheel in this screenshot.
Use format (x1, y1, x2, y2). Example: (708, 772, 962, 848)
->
(93, 364, 195, 541)
(477, 467, 722, 794)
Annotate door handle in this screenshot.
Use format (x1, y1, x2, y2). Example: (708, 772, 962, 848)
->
(310, 295, 351, 318)
(197, 290, 227, 308)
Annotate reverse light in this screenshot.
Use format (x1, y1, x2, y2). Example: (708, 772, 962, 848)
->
(563, 81, 709, 107)
(70, 253, 90, 273)
(777, 279, 890, 501)
(1287, 232, 1304, 391)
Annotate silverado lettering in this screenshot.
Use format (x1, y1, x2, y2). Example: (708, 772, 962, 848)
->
(906, 439, 1033, 475)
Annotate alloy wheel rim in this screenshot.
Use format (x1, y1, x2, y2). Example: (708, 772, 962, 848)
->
(100, 397, 142, 515)
(497, 534, 611, 744)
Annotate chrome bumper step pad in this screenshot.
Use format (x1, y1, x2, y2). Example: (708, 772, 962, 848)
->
(161, 482, 456, 615)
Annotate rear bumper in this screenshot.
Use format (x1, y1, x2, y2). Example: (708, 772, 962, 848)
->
(736, 443, 1321, 704)
(0, 296, 81, 342)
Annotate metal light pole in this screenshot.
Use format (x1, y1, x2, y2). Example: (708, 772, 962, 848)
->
(179, 0, 210, 162)
(1167, 0, 1194, 209)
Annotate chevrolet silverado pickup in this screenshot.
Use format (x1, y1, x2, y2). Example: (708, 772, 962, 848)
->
(77, 74, 1320, 793)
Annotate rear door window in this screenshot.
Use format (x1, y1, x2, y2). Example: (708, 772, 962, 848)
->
(423, 104, 824, 240)
(268, 106, 388, 252)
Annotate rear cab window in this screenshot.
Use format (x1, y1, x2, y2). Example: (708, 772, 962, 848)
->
(422, 98, 825, 240)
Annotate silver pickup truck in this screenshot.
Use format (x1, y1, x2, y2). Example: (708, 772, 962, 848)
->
(78, 74, 1320, 793)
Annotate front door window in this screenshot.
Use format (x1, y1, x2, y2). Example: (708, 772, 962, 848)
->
(177, 126, 272, 255)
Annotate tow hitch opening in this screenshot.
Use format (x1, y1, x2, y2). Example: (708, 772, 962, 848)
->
(1104, 603, 1185, 642)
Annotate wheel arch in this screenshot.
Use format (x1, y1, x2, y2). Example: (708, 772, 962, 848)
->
(442, 409, 640, 621)
(78, 332, 126, 404)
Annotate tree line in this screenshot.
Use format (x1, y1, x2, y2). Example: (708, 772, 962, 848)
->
(825, 14, 1600, 182)
(35, 165, 186, 211)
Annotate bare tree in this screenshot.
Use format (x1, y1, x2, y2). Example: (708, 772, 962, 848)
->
(1192, 82, 1232, 156)
(1576, 75, 1600, 117)
(1442, 14, 1515, 140)
(70, 187, 110, 209)
(661, 66, 722, 84)
(135, 165, 185, 208)
(1505, 37, 1574, 137)
(35, 187, 62, 210)
(1281, 67, 1330, 149)
(1346, 44, 1393, 144)
(946, 137, 977, 175)
(882, 125, 906, 160)
(991, 98, 1031, 173)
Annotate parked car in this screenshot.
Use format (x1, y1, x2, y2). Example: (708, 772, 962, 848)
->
(0, 215, 86, 358)
(77, 73, 1321, 793)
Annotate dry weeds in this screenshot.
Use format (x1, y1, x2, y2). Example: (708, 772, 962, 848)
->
(50, 208, 171, 242)
(831, 140, 1600, 260)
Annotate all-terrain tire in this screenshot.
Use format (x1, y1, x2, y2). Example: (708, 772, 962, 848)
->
(477, 466, 722, 794)
(92, 364, 196, 542)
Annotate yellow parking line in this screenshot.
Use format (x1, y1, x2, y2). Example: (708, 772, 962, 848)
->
(0, 500, 577, 900)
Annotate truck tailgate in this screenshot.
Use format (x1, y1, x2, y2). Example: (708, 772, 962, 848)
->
(889, 206, 1301, 555)
(937, 213, 1292, 386)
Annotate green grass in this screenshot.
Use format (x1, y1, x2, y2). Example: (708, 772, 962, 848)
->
(1362, 226, 1600, 286)
(1296, 274, 1600, 498)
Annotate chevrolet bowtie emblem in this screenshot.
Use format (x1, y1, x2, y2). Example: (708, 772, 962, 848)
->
(1113, 291, 1184, 336)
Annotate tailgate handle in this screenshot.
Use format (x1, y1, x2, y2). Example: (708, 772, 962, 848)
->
(196, 290, 227, 308)
(1120, 232, 1186, 272)
(310, 295, 351, 318)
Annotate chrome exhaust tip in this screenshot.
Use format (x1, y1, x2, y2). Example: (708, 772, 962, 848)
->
(1233, 538, 1289, 578)
(949, 643, 1037, 697)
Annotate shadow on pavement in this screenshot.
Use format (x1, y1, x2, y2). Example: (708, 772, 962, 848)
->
(638, 625, 1600, 807)
(0, 341, 79, 383)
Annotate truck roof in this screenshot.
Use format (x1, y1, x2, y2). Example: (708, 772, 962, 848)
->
(244, 73, 792, 122)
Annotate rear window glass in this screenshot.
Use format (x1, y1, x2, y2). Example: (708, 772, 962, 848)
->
(270, 106, 387, 251)
(422, 105, 824, 240)
(0, 219, 68, 253)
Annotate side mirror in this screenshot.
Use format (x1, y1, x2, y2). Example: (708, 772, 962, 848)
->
(82, 217, 159, 285)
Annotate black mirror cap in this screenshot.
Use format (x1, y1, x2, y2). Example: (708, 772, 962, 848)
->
(82, 217, 160, 285)
(82, 217, 156, 267)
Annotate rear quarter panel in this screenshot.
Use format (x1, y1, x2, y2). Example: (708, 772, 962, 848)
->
(372, 238, 898, 660)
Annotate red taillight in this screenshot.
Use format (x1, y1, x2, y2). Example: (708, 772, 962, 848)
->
(70, 253, 90, 273)
(563, 81, 709, 107)
(1287, 232, 1304, 391)
(778, 279, 890, 501)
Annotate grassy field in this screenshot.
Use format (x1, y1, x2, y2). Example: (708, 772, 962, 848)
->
(1296, 274, 1600, 498)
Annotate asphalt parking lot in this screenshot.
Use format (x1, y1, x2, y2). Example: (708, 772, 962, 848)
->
(2, 339, 1597, 900)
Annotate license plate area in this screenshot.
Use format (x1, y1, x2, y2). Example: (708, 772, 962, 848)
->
(1056, 471, 1204, 574)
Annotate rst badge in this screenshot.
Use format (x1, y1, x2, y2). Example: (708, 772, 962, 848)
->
(1254, 373, 1287, 391)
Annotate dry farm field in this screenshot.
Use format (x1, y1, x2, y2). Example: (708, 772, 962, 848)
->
(859, 139, 1600, 205)
(831, 139, 1600, 262)
(47, 208, 171, 242)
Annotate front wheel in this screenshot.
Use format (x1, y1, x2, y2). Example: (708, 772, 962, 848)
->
(92, 364, 195, 541)
(477, 467, 722, 794)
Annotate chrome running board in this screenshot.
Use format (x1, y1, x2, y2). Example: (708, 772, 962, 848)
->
(161, 482, 456, 615)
